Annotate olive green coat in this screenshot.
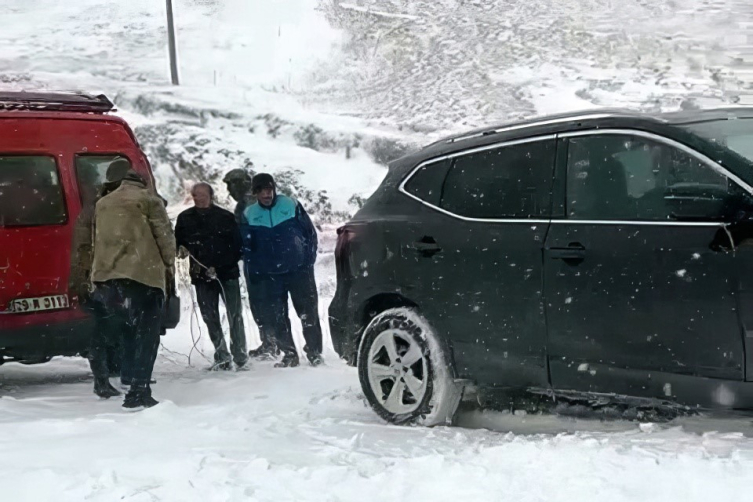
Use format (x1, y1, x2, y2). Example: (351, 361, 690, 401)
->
(91, 178, 176, 292)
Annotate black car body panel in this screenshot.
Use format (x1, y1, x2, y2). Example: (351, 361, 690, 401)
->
(330, 108, 753, 411)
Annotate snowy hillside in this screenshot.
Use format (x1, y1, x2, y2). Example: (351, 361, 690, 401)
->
(1, 0, 409, 214)
(4, 0, 753, 204)
(311, 0, 753, 132)
(4, 0, 753, 501)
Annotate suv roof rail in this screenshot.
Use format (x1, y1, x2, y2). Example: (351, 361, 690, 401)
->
(0, 92, 115, 113)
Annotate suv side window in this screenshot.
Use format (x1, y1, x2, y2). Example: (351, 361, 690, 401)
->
(567, 134, 735, 221)
(439, 139, 556, 219)
(404, 158, 452, 207)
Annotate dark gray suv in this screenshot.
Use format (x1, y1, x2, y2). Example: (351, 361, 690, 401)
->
(329, 108, 753, 425)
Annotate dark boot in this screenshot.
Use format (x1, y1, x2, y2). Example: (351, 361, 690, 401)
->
(122, 386, 158, 411)
(235, 361, 252, 372)
(207, 361, 233, 371)
(307, 353, 325, 367)
(141, 394, 159, 408)
(274, 353, 300, 368)
(94, 377, 121, 398)
(122, 392, 143, 410)
(249, 344, 280, 361)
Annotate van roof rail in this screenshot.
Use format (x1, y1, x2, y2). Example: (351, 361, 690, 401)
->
(0, 92, 115, 113)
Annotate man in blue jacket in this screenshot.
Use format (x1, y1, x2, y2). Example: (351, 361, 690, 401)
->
(240, 173, 324, 367)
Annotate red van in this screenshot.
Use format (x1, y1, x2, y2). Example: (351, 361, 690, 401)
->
(0, 92, 156, 365)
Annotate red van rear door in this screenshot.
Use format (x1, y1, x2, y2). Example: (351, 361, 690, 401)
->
(0, 115, 153, 323)
(0, 154, 71, 313)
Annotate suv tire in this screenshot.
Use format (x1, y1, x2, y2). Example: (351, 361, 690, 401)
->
(358, 308, 462, 426)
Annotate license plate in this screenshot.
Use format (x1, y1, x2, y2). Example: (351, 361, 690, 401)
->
(10, 294, 70, 313)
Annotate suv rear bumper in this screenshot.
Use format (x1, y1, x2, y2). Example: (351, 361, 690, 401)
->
(0, 317, 93, 362)
(328, 289, 357, 363)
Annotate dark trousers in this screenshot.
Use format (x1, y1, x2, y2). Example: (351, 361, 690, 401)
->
(245, 272, 278, 353)
(94, 279, 164, 389)
(248, 267, 323, 358)
(83, 298, 123, 380)
(195, 278, 248, 366)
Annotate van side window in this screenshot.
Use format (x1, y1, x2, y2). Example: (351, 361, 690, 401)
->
(75, 155, 133, 206)
(403, 159, 452, 207)
(566, 135, 734, 221)
(0, 156, 66, 227)
(439, 139, 556, 219)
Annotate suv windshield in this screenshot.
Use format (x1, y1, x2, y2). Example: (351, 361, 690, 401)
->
(682, 118, 753, 163)
(0, 155, 67, 227)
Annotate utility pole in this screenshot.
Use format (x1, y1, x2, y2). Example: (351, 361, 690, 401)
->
(166, 0, 180, 85)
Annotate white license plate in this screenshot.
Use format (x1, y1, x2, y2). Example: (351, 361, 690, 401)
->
(10, 294, 70, 313)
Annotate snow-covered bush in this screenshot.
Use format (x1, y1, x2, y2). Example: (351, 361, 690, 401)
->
(258, 113, 292, 139)
(362, 136, 415, 165)
(293, 124, 337, 151)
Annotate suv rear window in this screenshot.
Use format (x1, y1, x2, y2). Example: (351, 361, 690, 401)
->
(440, 139, 556, 219)
(75, 155, 132, 205)
(0, 156, 67, 227)
(404, 159, 452, 206)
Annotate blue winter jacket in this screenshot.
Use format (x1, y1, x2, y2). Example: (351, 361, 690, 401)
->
(240, 194, 318, 275)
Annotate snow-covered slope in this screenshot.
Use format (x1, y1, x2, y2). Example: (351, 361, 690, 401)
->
(311, 0, 753, 132)
(1, 0, 401, 213)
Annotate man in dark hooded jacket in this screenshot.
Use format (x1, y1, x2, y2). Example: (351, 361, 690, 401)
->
(240, 173, 323, 368)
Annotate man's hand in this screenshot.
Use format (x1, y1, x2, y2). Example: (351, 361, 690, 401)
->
(177, 246, 189, 259)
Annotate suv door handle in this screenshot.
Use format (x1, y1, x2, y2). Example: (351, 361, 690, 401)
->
(548, 243, 586, 263)
(412, 237, 442, 257)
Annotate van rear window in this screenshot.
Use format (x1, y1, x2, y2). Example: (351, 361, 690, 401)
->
(75, 155, 133, 205)
(0, 156, 67, 227)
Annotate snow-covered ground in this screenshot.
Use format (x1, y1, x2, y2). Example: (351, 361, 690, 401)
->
(4, 356, 753, 502)
(4, 0, 753, 500)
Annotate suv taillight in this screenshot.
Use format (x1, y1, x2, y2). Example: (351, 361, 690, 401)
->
(335, 226, 356, 279)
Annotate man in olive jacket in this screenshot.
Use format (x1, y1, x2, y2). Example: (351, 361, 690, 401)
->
(69, 160, 130, 399)
(91, 170, 176, 410)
